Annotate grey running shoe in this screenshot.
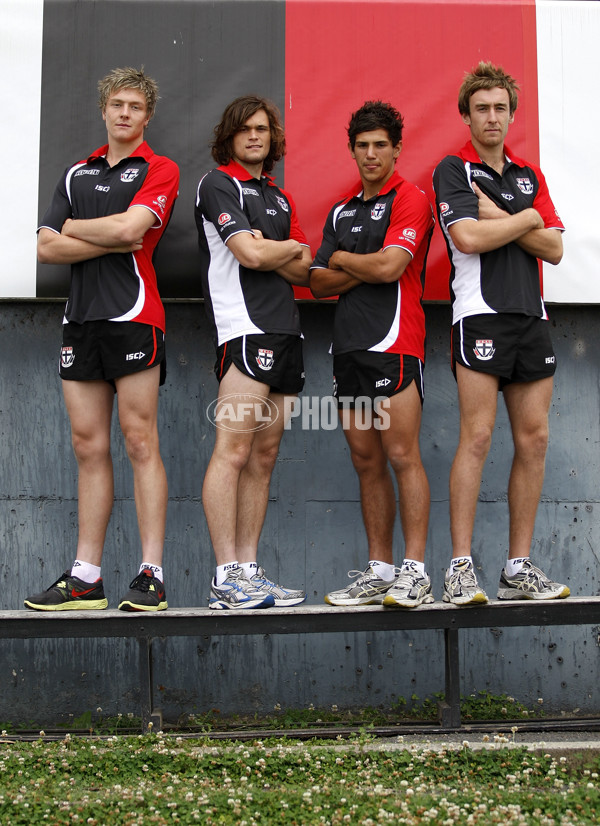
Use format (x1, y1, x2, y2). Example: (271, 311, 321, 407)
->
(325, 564, 397, 606)
(249, 566, 306, 607)
(209, 565, 274, 610)
(497, 559, 570, 600)
(443, 559, 488, 606)
(383, 565, 435, 608)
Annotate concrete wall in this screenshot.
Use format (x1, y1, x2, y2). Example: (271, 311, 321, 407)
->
(0, 302, 598, 725)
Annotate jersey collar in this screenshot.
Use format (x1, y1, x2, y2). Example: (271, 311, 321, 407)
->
(87, 140, 155, 163)
(458, 139, 528, 170)
(345, 169, 403, 202)
(218, 159, 274, 184)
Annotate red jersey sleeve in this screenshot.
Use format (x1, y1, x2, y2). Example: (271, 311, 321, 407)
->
(280, 187, 309, 247)
(130, 154, 180, 228)
(383, 182, 435, 257)
(531, 164, 565, 231)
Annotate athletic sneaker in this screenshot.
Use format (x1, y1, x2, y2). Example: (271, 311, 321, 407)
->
(209, 565, 275, 610)
(443, 559, 489, 606)
(249, 566, 306, 607)
(324, 565, 398, 606)
(497, 560, 570, 600)
(383, 566, 435, 608)
(118, 568, 168, 612)
(24, 571, 108, 611)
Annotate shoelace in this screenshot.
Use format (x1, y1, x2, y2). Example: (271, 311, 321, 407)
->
(513, 564, 549, 586)
(130, 572, 153, 592)
(448, 567, 477, 590)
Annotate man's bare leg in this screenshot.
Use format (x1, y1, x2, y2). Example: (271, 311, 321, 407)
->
(202, 365, 269, 566)
(62, 379, 115, 567)
(116, 365, 166, 567)
(503, 377, 553, 559)
(342, 410, 396, 564)
(379, 382, 430, 563)
(235, 392, 293, 564)
(449, 365, 499, 558)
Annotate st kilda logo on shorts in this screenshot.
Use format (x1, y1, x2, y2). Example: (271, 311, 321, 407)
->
(256, 348, 274, 371)
(61, 346, 75, 368)
(473, 339, 495, 361)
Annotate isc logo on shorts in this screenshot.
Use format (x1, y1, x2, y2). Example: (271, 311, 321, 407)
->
(61, 346, 74, 368)
(126, 352, 145, 361)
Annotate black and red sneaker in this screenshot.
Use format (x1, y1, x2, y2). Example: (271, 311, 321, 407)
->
(118, 568, 168, 612)
(24, 571, 108, 611)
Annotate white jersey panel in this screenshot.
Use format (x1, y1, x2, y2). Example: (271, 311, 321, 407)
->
(441, 218, 495, 324)
(204, 219, 263, 346)
(369, 283, 401, 352)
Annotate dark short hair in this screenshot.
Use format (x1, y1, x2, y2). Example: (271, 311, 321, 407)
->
(347, 101, 404, 149)
(458, 61, 520, 116)
(211, 95, 286, 173)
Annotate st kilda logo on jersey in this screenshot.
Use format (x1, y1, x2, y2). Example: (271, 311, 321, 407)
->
(256, 348, 274, 370)
(120, 168, 140, 183)
(516, 177, 533, 195)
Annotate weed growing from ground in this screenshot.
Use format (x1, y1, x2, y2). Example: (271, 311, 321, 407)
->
(0, 733, 598, 824)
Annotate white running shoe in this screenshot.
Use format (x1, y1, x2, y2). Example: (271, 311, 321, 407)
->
(383, 565, 434, 608)
(443, 559, 488, 606)
(209, 565, 274, 610)
(325, 564, 398, 606)
(497, 560, 570, 600)
(249, 566, 306, 607)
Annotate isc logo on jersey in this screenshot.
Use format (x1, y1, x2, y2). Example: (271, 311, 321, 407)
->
(218, 213, 232, 226)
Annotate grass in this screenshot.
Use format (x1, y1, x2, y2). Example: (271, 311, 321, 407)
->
(0, 732, 599, 824)
(168, 691, 546, 735)
(0, 691, 548, 738)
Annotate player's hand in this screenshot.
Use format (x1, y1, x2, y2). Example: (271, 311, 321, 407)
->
(112, 240, 143, 253)
(61, 218, 74, 235)
(328, 250, 344, 270)
(472, 182, 508, 221)
(251, 228, 264, 239)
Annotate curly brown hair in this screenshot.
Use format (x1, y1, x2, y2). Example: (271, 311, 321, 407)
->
(211, 95, 286, 173)
(458, 61, 520, 116)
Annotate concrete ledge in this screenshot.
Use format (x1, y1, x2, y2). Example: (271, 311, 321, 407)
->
(4, 598, 599, 731)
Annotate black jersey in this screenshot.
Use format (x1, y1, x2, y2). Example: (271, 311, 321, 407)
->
(195, 160, 309, 346)
(39, 141, 179, 331)
(311, 171, 433, 358)
(433, 140, 564, 324)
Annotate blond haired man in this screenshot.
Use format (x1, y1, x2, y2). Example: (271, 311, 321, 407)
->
(25, 67, 179, 612)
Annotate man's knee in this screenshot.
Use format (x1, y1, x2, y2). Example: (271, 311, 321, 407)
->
(460, 425, 494, 462)
(123, 424, 160, 466)
(71, 431, 111, 464)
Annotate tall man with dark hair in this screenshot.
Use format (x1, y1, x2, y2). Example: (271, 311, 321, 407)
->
(433, 61, 569, 605)
(25, 67, 179, 612)
(311, 101, 434, 608)
(195, 95, 311, 609)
